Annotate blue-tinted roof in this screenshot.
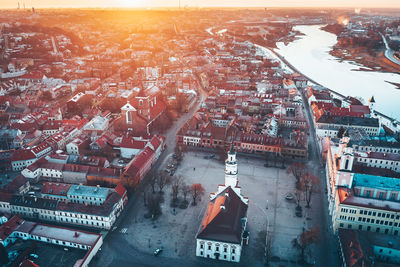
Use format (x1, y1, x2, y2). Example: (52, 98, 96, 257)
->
(67, 185, 109, 199)
(353, 173, 400, 191)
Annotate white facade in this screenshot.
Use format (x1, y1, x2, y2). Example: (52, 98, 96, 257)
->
(325, 138, 400, 236)
(66, 141, 80, 155)
(196, 238, 242, 262)
(120, 147, 141, 159)
(12, 158, 36, 171)
(211, 151, 248, 205)
(183, 135, 201, 146)
(355, 153, 400, 173)
(197, 150, 249, 263)
(333, 202, 400, 235)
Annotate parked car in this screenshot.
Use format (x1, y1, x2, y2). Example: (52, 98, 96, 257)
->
(154, 248, 163, 256)
(29, 254, 39, 259)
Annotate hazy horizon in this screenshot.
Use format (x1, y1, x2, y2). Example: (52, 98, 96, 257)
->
(1, 0, 400, 9)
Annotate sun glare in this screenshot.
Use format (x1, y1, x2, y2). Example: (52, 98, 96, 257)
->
(115, 0, 147, 7)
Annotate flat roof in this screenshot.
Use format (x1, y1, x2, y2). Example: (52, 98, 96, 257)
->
(29, 224, 100, 246)
(67, 184, 109, 199)
(353, 173, 400, 191)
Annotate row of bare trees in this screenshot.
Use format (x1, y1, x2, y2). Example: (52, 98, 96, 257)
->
(170, 175, 205, 207)
(287, 162, 320, 208)
(149, 171, 170, 194)
(146, 171, 205, 219)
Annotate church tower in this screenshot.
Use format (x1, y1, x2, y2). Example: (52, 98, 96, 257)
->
(225, 149, 238, 188)
(210, 149, 248, 204)
(121, 101, 136, 125)
(369, 96, 375, 113)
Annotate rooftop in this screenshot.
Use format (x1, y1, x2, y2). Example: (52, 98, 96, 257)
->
(196, 187, 248, 244)
(353, 173, 400, 191)
(317, 115, 379, 128)
(67, 184, 109, 200)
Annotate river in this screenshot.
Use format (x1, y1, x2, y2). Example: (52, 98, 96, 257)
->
(275, 25, 400, 120)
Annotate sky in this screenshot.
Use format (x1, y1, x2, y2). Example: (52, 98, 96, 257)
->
(0, 0, 399, 9)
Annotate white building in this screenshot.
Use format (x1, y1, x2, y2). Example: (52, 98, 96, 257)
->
(196, 150, 249, 262)
(0, 215, 103, 267)
(325, 137, 400, 236)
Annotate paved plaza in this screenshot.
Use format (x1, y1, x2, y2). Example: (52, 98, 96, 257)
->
(120, 151, 322, 266)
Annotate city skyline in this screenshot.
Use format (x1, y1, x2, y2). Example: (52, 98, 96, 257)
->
(1, 0, 400, 8)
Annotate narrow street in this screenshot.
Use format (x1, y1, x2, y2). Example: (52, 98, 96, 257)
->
(269, 45, 339, 267)
(91, 75, 208, 267)
(300, 80, 339, 267)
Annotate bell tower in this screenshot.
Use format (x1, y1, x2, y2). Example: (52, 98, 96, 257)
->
(225, 149, 238, 188)
(121, 101, 136, 125)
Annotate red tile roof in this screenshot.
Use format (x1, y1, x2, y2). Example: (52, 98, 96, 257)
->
(11, 149, 36, 162)
(115, 184, 127, 198)
(31, 142, 51, 155)
(123, 146, 155, 177)
(197, 187, 248, 244)
(120, 136, 147, 149)
(0, 215, 24, 241)
(41, 182, 72, 196)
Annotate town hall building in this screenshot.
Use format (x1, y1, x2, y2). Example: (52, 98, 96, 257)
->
(195, 149, 249, 262)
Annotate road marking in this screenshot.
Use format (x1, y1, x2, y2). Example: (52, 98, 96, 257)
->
(120, 228, 128, 233)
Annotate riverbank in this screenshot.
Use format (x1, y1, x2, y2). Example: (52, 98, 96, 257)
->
(321, 25, 400, 74)
(275, 24, 400, 120)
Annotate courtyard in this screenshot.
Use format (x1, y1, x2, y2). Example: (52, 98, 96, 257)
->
(120, 151, 322, 266)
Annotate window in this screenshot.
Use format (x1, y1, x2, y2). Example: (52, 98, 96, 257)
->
(208, 245, 211, 250)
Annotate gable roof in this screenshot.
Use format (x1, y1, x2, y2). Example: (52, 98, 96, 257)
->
(196, 186, 248, 244)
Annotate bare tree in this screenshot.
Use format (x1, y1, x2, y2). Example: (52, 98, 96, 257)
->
(190, 183, 205, 206)
(287, 162, 307, 187)
(181, 183, 191, 202)
(149, 172, 157, 193)
(294, 188, 303, 208)
(300, 173, 320, 208)
(147, 193, 162, 219)
(171, 175, 183, 201)
(156, 171, 170, 193)
(292, 226, 319, 264)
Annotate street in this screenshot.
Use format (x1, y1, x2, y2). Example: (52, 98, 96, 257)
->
(91, 73, 209, 267)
